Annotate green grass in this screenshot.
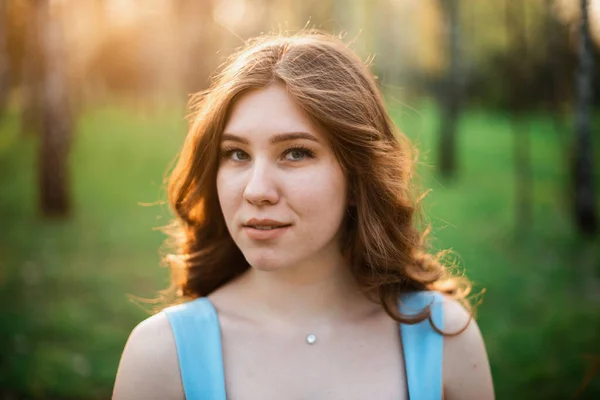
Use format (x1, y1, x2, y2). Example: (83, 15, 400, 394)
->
(1, 102, 599, 399)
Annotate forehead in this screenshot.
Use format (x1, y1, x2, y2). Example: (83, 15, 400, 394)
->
(222, 83, 324, 141)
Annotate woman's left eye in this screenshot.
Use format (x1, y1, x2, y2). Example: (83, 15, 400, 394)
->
(283, 147, 314, 161)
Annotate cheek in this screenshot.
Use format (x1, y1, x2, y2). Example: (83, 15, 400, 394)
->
(288, 163, 348, 222)
(216, 169, 242, 220)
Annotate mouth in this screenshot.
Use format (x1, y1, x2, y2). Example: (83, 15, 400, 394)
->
(242, 219, 292, 240)
(243, 218, 292, 230)
(243, 224, 292, 230)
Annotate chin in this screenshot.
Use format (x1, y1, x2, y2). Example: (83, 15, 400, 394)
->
(243, 250, 292, 272)
(249, 262, 282, 272)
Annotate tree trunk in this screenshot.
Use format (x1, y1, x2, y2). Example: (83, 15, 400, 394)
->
(506, 0, 532, 231)
(20, 1, 44, 137)
(177, 0, 215, 94)
(0, 0, 10, 116)
(544, 0, 564, 140)
(438, 0, 463, 179)
(572, 0, 597, 236)
(38, 0, 72, 217)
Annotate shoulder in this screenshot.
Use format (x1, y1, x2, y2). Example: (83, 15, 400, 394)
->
(441, 296, 495, 400)
(112, 312, 184, 400)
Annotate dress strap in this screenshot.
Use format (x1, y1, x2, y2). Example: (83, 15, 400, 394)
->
(399, 291, 445, 400)
(163, 298, 227, 400)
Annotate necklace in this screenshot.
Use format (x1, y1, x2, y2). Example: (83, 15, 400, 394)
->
(306, 333, 317, 345)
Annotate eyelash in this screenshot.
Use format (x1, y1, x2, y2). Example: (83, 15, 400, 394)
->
(220, 145, 316, 162)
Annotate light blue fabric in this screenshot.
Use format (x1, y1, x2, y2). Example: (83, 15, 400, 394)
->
(164, 291, 444, 400)
(399, 291, 445, 400)
(163, 298, 227, 400)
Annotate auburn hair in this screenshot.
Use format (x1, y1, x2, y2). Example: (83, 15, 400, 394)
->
(161, 32, 472, 328)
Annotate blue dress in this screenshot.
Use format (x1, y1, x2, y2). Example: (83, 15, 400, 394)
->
(163, 291, 444, 400)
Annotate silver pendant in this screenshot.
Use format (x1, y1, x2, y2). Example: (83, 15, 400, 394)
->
(306, 334, 317, 345)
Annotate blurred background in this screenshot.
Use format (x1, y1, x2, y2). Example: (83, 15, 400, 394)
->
(0, 0, 599, 398)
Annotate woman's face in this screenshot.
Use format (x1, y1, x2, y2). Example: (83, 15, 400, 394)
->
(216, 83, 348, 272)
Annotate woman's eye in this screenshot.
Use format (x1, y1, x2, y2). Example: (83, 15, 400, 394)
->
(231, 150, 249, 161)
(221, 149, 249, 161)
(284, 148, 314, 161)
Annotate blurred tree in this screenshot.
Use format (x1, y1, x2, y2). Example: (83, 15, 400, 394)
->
(0, 0, 10, 116)
(464, 1, 592, 112)
(331, 0, 347, 31)
(38, 0, 72, 217)
(572, 0, 597, 236)
(176, 0, 216, 93)
(19, 0, 44, 136)
(438, 0, 464, 179)
(291, 0, 334, 33)
(506, 0, 533, 231)
(543, 0, 571, 148)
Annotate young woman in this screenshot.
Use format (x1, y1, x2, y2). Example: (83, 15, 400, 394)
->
(113, 33, 494, 400)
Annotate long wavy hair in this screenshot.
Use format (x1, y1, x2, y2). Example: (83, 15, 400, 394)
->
(161, 32, 472, 328)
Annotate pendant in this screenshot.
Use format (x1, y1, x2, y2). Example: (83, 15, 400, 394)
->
(306, 333, 317, 345)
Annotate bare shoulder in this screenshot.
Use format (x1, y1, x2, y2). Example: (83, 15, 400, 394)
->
(442, 296, 495, 400)
(112, 312, 184, 400)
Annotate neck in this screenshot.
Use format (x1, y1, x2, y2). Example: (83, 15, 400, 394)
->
(235, 253, 372, 326)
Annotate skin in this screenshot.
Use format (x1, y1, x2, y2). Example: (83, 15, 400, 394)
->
(113, 83, 495, 399)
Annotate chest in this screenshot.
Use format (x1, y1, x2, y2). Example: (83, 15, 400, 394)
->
(219, 318, 408, 400)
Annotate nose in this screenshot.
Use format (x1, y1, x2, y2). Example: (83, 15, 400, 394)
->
(243, 158, 280, 206)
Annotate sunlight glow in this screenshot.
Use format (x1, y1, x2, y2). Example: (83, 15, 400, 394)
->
(214, 0, 247, 30)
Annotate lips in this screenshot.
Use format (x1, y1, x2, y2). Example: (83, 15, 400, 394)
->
(242, 218, 292, 240)
(243, 218, 292, 229)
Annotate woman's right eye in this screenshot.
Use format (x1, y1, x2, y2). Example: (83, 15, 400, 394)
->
(222, 149, 250, 161)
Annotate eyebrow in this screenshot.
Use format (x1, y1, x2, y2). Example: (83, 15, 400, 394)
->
(221, 131, 320, 145)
